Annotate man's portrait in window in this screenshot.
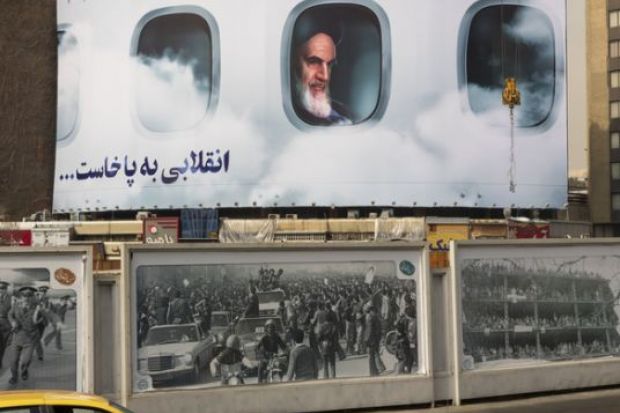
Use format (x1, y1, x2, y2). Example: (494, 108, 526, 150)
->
(289, 4, 385, 127)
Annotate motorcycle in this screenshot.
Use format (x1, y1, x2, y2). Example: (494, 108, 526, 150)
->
(265, 354, 289, 383)
(220, 362, 245, 385)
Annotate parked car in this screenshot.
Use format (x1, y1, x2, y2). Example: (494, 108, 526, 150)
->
(234, 316, 285, 370)
(138, 323, 216, 384)
(0, 391, 135, 413)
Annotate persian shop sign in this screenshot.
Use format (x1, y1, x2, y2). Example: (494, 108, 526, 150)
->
(143, 218, 179, 244)
(54, 0, 567, 211)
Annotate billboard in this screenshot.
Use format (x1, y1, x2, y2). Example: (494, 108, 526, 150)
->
(125, 244, 433, 412)
(450, 240, 620, 402)
(0, 247, 92, 392)
(55, 0, 567, 211)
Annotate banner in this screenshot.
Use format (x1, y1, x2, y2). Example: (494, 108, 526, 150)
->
(55, 0, 567, 211)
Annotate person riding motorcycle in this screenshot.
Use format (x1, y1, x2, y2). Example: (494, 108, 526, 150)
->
(257, 319, 288, 383)
(210, 334, 248, 385)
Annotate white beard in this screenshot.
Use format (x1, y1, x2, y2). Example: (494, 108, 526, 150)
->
(300, 84, 332, 119)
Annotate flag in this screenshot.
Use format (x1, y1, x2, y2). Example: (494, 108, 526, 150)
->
(364, 266, 376, 284)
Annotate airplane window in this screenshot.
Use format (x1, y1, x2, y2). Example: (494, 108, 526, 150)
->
(57, 29, 79, 142)
(465, 5, 556, 128)
(135, 12, 215, 132)
(288, 3, 385, 127)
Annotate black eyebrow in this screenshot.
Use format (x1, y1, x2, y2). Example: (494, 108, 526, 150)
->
(304, 55, 336, 66)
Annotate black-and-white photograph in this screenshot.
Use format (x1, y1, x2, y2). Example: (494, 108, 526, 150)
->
(461, 255, 620, 370)
(134, 260, 419, 391)
(0, 268, 77, 390)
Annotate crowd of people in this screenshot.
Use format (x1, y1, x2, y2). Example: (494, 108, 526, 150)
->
(0, 282, 73, 386)
(462, 260, 620, 365)
(462, 313, 612, 331)
(137, 265, 419, 381)
(467, 339, 618, 364)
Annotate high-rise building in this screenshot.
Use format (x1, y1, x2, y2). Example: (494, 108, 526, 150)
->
(589, 0, 620, 235)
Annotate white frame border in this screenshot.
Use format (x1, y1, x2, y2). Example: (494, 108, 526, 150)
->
(122, 242, 432, 413)
(450, 238, 620, 405)
(0, 246, 94, 392)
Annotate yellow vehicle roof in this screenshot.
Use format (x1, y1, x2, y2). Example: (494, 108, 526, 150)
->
(0, 391, 118, 410)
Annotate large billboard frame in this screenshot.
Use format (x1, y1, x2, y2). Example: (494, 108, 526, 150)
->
(450, 239, 620, 405)
(0, 246, 94, 392)
(55, 0, 568, 212)
(121, 242, 433, 413)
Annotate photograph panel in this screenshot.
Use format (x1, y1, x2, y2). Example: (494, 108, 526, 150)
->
(460, 254, 620, 370)
(134, 259, 420, 392)
(0, 267, 77, 390)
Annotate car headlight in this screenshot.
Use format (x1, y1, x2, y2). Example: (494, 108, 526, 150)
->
(176, 353, 193, 366)
(138, 358, 147, 372)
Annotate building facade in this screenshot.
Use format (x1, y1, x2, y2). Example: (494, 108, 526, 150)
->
(590, 0, 620, 235)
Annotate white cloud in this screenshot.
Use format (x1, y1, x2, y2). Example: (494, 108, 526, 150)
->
(504, 7, 555, 50)
(134, 54, 210, 132)
(250, 89, 565, 207)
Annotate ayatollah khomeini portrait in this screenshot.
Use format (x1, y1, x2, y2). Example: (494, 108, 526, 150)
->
(291, 18, 352, 126)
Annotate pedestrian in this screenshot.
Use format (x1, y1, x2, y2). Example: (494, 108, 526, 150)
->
(45, 295, 72, 350)
(257, 319, 287, 383)
(394, 314, 414, 374)
(344, 297, 357, 355)
(242, 286, 259, 318)
(0, 281, 13, 368)
(34, 285, 51, 361)
(166, 288, 192, 324)
(318, 309, 338, 378)
(286, 328, 319, 381)
(364, 304, 384, 376)
(7, 286, 44, 385)
(355, 301, 366, 355)
(152, 285, 168, 325)
(42, 300, 63, 351)
(277, 301, 287, 327)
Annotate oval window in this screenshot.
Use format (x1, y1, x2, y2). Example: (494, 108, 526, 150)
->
(134, 10, 217, 133)
(285, 1, 390, 128)
(465, 5, 556, 128)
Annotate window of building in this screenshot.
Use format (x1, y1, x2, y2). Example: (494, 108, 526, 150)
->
(283, 1, 390, 128)
(612, 101, 620, 119)
(611, 41, 620, 59)
(613, 194, 620, 211)
(462, 4, 557, 128)
(612, 163, 620, 180)
(612, 132, 620, 149)
(612, 71, 620, 88)
(57, 28, 80, 142)
(132, 7, 219, 133)
(611, 10, 620, 28)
